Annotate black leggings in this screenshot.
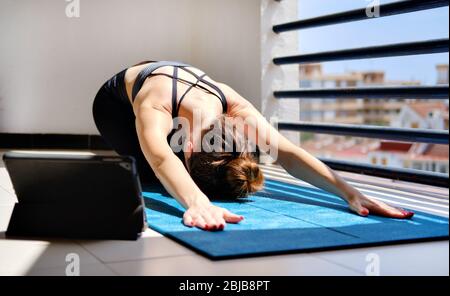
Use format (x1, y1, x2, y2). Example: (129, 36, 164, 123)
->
(92, 72, 159, 185)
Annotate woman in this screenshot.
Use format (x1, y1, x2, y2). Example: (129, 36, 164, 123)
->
(92, 60, 414, 231)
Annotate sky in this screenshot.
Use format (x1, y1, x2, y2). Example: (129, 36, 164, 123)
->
(297, 0, 449, 85)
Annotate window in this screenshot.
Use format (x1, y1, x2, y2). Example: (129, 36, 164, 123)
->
(440, 164, 449, 174)
(371, 157, 377, 165)
(431, 162, 437, 172)
(279, 1, 449, 178)
(412, 162, 423, 170)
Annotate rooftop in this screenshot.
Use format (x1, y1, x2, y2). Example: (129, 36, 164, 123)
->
(408, 101, 449, 119)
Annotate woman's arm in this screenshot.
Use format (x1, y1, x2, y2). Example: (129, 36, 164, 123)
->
(135, 96, 244, 231)
(221, 83, 413, 219)
(135, 103, 207, 208)
(275, 139, 413, 218)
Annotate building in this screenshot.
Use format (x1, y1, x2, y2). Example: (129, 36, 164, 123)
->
(300, 64, 449, 173)
(299, 64, 421, 126)
(436, 64, 449, 85)
(380, 100, 449, 174)
(368, 142, 449, 174)
(300, 137, 379, 164)
(391, 101, 449, 130)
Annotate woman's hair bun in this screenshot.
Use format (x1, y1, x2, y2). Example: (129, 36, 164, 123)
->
(225, 156, 264, 198)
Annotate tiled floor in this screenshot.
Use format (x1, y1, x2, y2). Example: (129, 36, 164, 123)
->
(0, 149, 448, 276)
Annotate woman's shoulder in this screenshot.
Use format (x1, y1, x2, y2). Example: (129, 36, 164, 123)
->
(216, 82, 253, 114)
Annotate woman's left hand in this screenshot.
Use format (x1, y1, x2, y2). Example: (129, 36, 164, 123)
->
(347, 193, 414, 219)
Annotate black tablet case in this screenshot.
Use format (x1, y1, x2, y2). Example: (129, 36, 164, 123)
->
(3, 152, 146, 240)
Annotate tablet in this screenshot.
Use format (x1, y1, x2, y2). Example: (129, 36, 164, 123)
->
(3, 151, 147, 240)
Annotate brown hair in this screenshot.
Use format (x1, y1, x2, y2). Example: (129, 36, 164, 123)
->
(187, 115, 264, 200)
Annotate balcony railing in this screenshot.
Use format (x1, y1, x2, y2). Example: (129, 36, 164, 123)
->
(273, 0, 449, 33)
(276, 121, 449, 145)
(273, 39, 449, 65)
(272, 0, 450, 188)
(274, 86, 449, 100)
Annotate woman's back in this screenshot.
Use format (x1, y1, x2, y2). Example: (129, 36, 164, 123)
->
(123, 62, 231, 122)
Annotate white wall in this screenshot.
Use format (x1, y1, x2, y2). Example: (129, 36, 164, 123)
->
(0, 0, 261, 134)
(261, 0, 300, 146)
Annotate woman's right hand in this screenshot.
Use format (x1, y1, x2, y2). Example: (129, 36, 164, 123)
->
(183, 201, 244, 231)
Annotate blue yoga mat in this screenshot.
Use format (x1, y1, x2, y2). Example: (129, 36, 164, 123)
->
(143, 179, 449, 260)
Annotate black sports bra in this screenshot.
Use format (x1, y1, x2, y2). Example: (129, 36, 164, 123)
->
(131, 61, 228, 118)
